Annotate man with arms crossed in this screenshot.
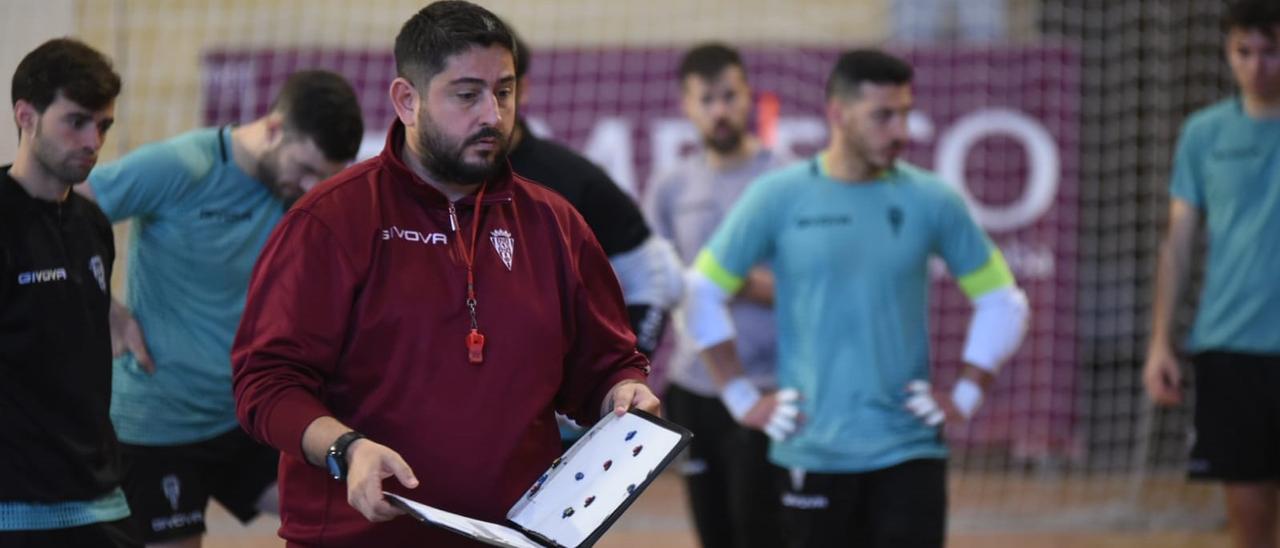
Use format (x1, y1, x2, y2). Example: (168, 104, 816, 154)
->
(644, 42, 789, 548)
(507, 31, 683, 360)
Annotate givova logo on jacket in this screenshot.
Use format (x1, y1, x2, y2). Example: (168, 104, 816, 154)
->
(16, 267, 67, 285)
(490, 229, 514, 271)
(382, 225, 448, 245)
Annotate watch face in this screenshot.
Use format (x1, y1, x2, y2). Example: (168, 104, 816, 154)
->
(326, 453, 342, 479)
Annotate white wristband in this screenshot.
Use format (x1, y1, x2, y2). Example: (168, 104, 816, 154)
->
(719, 377, 761, 422)
(950, 378, 983, 420)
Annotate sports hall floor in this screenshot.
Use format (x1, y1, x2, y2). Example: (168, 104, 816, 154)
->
(205, 471, 1232, 547)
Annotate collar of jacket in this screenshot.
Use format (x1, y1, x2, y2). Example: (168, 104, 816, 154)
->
(1, 165, 75, 216)
(379, 120, 516, 209)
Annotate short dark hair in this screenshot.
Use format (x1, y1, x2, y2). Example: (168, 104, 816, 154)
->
(825, 49, 913, 100)
(271, 70, 363, 162)
(394, 0, 517, 85)
(11, 38, 121, 114)
(1223, 1, 1280, 35)
(678, 43, 744, 84)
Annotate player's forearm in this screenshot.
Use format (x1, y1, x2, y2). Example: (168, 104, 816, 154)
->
(612, 237, 682, 356)
(108, 297, 130, 324)
(943, 284, 1028, 420)
(1149, 205, 1198, 349)
(682, 264, 738, 344)
(961, 285, 1029, 371)
(959, 363, 996, 391)
(700, 339, 749, 388)
(683, 265, 763, 423)
(1149, 238, 1192, 349)
(683, 257, 764, 420)
(683, 267, 746, 386)
(701, 340, 765, 423)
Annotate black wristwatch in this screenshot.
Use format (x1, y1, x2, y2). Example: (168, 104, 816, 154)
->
(325, 431, 366, 481)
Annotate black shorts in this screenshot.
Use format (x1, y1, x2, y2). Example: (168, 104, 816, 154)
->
(775, 459, 947, 548)
(119, 426, 279, 543)
(1188, 351, 1280, 482)
(0, 517, 141, 548)
(665, 384, 782, 548)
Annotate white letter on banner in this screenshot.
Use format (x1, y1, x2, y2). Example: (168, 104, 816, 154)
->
(773, 117, 828, 157)
(583, 117, 638, 197)
(935, 108, 1059, 232)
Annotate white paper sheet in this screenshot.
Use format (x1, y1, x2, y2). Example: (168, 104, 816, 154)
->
(385, 493, 543, 548)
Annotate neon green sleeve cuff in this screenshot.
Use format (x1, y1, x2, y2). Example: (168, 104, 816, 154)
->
(694, 249, 744, 295)
(957, 248, 1016, 299)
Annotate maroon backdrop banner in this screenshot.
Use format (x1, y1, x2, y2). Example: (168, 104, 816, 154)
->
(204, 45, 1080, 458)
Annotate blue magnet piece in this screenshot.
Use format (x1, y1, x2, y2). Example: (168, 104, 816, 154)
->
(626, 484, 636, 494)
(584, 496, 596, 507)
(575, 472, 584, 481)
(632, 445, 643, 457)
(538, 473, 548, 484)
(603, 460, 613, 471)
(625, 430, 637, 441)
(562, 507, 575, 518)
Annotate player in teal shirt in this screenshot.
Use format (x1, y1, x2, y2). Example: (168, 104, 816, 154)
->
(682, 50, 1029, 547)
(80, 71, 362, 547)
(1144, 3, 1280, 547)
(645, 43, 791, 548)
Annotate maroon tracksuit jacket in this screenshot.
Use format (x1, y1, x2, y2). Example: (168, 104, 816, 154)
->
(232, 121, 649, 546)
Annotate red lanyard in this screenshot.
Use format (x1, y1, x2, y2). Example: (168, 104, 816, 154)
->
(452, 184, 487, 364)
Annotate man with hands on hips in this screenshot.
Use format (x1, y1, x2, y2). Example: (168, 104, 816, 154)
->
(231, 2, 659, 546)
(680, 49, 1029, 547)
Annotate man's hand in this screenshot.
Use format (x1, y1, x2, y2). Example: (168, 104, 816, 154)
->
(603, 379, 661, 417)
(741, 388, 801, 441)
(905, 380, 965, 426)
(345, 439, 418, 523)
(109, 300, 154, 373)
(1143, 343, 1183, 406)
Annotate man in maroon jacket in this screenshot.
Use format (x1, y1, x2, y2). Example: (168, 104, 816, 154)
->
(230, 2, 660, 546)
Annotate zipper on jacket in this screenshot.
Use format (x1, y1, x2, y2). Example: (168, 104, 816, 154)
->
(53, 201, 77, 286)
(446, 200, 465, 267)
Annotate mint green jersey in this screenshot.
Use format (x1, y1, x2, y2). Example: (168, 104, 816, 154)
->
(1170, 98, 1280, 355)
(698, 156, 1007, 472)
(89, 127, 285, 445)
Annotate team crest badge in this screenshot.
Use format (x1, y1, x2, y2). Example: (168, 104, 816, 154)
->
(162, 474, 181, 511)
(89, 255, 106, 293)
(490, 229, 514, 271)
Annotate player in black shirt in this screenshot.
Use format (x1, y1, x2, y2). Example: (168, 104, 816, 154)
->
(505, 33, 683, 360)
(0, 38, 140, 547)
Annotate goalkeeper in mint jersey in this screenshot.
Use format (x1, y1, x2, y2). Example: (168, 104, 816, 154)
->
(680, 49, 1030, 547)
